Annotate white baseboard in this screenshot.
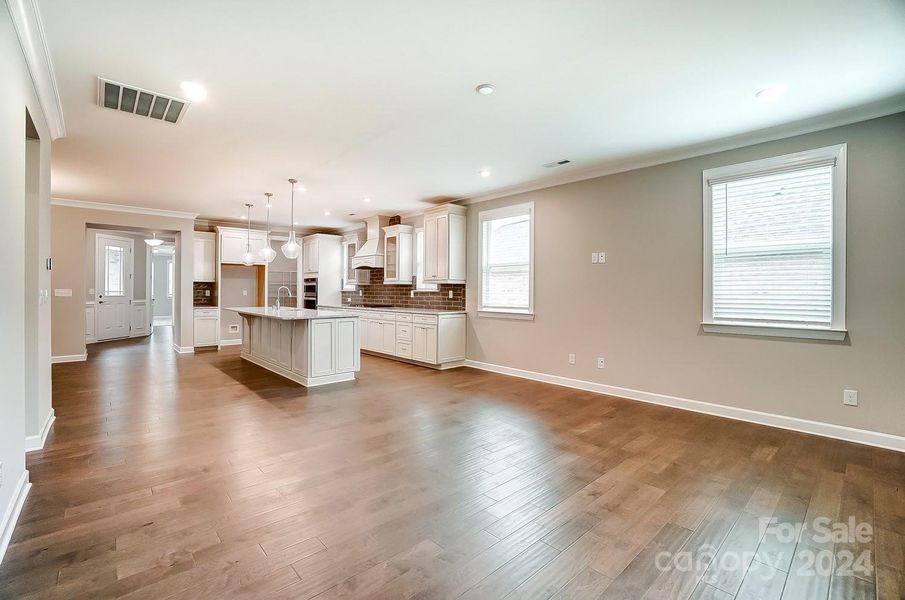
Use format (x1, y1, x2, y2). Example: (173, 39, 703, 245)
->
(0, 471, 31, 565)
(218, 339, 242, 347)
(25, 409, 55, 452)
(172, 344, 194, 354)
(464, 360, 905, 453)
(51, 353, 87, 364)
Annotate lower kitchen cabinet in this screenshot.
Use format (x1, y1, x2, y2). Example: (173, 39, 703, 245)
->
(193, 308, 219, 347)
(330, 307, 465, 369)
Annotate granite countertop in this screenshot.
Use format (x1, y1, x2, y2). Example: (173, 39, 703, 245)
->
(226, 307, 351, 320)
(319, 304, 466, 315)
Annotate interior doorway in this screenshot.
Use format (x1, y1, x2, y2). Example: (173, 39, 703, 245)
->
(150, 243, 175, 328)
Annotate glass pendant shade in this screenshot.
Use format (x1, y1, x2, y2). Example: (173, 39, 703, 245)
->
(282, 178, 300, 259)
(259, 192, 277, 263)
(259, 241, 277, 263)
(243, 250, 256, 266)
(144, 232, 163, 247)
(281, 231, 300, 259)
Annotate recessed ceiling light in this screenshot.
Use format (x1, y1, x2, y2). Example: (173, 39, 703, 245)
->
(475, 84, 495, 95)
(179, 81, 207, 102)
(479, 168, 491, 178)
(324, 210, 331, 216)
(363, 197, 371, 203)
(755, 85, 786, 102)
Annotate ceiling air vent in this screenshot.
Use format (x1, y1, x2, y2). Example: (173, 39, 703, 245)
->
(96, 77, 190, 124)
(543, 159, 572, 168)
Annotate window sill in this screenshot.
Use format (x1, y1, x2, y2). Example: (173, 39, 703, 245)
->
(478, 310, 535, 321)
(701, 322, 847, 341)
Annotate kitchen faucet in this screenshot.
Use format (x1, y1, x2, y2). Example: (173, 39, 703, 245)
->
(274, 286, 293, 310)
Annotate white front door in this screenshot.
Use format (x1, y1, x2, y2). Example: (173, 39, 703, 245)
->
(96, 234, 134, 341)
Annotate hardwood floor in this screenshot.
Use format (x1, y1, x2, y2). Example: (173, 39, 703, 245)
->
(2, 327, 903, 599)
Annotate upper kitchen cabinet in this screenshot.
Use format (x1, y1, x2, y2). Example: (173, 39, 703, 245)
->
(218, 226, 268, 264)
(342, 233, 369, 288)
(193, 232, 216, 282)
(383, 224, 413, 284)
(423, 204, 466, 284)
(302, 233, 342, 278)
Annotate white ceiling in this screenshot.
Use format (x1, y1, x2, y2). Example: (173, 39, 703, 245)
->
(40, 0, 905, 228)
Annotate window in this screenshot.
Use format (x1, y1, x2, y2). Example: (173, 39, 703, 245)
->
(414, 228, 437, 291)
(478, 202, 534, 316)
(702, 144, 846, 340)
(104, 245, 125, 296)
(166, 259, 174, 299)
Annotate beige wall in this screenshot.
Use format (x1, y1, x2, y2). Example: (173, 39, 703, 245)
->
(1, 2, 53, 529)
(466, 112, 905, 438)
(51, 205, 196, 355)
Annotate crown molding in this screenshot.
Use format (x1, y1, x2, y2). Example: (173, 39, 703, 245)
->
(51, 198, 199, 220)
(7, 0, 66, 139)
(459, 95, 905, 206)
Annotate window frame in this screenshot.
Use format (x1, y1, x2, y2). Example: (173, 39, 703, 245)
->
(413, 228, 438, 292)
(477, 201, 535, 319)
(701, 144, 847, 341)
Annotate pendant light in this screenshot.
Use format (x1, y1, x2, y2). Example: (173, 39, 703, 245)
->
(281, 178, 300, 259)
(242, 203, 256, 266)
(258, 192, 277, 263)
(144, 232, 163, 247)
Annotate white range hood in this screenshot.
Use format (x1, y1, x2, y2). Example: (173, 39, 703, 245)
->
(351, 215, 391, 269)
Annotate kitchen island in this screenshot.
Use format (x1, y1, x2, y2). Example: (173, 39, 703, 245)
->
(227, 307, 360, 387)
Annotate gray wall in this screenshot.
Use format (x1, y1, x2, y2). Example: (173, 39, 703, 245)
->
(152, 254, 173, 318)
(220, 264, 259, 341)
(466, 112, 905, 438)
(0, 2, 53, 537)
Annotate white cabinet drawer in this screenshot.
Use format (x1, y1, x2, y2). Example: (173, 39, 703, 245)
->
(394, 313, 413, 323)
(413, 314, 438, 324)
(372, 311, 397, 321)
(395, 340, 412, 358)
(194, 308, 219, 318)
(396, 322, 412, 341)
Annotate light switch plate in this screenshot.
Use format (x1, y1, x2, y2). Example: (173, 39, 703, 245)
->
(568, 353, 576, 365)
(591, 253, 598, 264)
(598, 252, 606, 263)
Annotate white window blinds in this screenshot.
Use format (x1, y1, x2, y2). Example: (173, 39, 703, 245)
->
(479, 203, 533, 313)
(709, 160, 838, 329)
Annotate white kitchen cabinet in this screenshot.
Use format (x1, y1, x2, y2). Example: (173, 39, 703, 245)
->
(194, 308, 219, 347)
(219, 227, 268, 264)
(193, 232, 216, 281)
(423, 204, 466, 284)
(328, 307, 465, 368)
(412, 323, 437, 364)
(342, 233, 369, 288)
(303, 236, 319, 275)
(382, 225, 413, 284)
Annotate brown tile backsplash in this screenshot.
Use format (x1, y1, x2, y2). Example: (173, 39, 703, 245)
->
(340, 268, 465, 310)
(193, 282, 217, 306)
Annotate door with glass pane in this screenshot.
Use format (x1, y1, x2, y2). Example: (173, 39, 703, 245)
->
(95, 234, 134, 341)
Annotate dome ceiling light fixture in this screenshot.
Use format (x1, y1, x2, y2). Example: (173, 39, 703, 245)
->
(281, 178, 301, 259)
(144, 232, 163, 247)
(475, 83, 495, 95)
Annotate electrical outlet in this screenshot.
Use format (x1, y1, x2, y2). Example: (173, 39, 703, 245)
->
(568, 353, 576, 365)
(843, 389, 858, 406)
(598, 252, 606, 264)
(448, 290, 453, 299)
(205, 290, 211, 297)
(597, 357, 605, 369)
(591, 253, 598, 264)
(229, 324, 239, 333)
(242, 289, 248, 297)
(410, 290, 414, 298)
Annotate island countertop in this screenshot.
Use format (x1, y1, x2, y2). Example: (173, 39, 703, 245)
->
(226, 307, 356, 320)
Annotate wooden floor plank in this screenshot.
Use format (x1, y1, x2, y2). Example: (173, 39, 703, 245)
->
(0, 328, 900, 600)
